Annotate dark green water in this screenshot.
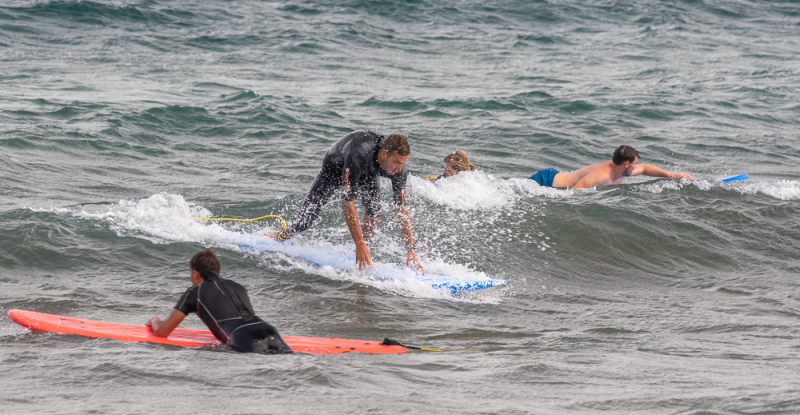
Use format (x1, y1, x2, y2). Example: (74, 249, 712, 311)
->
(2, 1, 799, 413)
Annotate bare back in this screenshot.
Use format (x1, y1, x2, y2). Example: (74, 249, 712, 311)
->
(552, 161, 626, 189)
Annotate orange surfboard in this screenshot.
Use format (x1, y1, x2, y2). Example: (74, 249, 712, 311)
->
(8, 309, 406, 355)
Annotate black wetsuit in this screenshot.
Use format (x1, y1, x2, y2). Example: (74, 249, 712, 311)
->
(174, 271, 292, 354)
(282, 130, 408, 238)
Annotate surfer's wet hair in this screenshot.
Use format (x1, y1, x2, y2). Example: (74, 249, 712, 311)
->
(612, 145, 639, 165)
(190, 248, 221, 280)
(381, 134, 410, 157)
(444, 150, 475, 172)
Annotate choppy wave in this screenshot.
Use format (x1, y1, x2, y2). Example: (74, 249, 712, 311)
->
(636, 178, 800, 200)
(33, 193, 505, 302)
(410, 170, 571, 210)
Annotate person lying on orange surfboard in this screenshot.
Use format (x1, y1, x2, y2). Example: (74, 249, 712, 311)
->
(147, 248, 292, 354)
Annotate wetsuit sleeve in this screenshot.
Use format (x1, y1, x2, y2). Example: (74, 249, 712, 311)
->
(174, 285, 199, 315)
(391, 167, 409, 206)
(341, 153, 366, 202)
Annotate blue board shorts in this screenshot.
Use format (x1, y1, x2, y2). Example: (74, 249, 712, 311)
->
(530, 168, 559, 187)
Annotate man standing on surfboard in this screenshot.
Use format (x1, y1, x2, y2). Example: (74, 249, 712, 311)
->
(147, 248, 293, 354)
(266, 131, 424, 273)
(530, 145, 692, 189)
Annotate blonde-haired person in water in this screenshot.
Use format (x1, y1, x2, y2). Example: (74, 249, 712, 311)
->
(424, 150, 476, 181)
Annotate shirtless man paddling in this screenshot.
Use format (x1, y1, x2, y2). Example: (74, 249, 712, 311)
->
(530, 145, 692, 189)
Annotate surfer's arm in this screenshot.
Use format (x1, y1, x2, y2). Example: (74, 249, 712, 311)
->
(362, 214, 380, 245)
(147, 309, 187, 337)
(343, 200, 372, 269)
(634, 164, 692, 180)
(395, 206, 424, 274)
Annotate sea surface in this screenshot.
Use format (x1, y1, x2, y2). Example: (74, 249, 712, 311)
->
(2, 0, 799, 413)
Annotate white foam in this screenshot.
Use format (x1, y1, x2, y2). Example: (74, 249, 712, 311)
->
(41, 193, 503, 303)
(260, 252, 470, 301)
(737, 180, 800, 200)
(633, 179, 690, 193)
(633, 178, 800, 200)
(66, 193, 217, 244)
(409, 170, 573, 210)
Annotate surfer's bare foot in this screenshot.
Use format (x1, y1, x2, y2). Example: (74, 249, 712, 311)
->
(260, 231, 282, 240)
(406, 250, 425, 275)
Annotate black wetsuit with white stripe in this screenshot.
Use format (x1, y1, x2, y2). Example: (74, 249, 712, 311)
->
(174, 271, 292, 354)
(283, 130, 408, 238)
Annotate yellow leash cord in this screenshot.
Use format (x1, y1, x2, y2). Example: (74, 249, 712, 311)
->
(193, 214, 287, 231)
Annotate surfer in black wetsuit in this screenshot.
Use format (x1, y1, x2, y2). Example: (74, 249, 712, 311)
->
(147, 248, 292, 354)
(266, 131, 424, 273)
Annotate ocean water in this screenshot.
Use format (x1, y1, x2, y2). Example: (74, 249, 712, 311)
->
(2, 0, 799, 413)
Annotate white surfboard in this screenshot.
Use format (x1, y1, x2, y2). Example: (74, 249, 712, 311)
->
(233, 235, 506, 294)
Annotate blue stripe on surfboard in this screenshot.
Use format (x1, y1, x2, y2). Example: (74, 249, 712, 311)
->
(234, 237, 506, 294)
(715, 173, 748, 182)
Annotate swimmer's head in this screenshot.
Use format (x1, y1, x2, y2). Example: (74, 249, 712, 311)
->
(190, 248, 221, 280)
(443, 150, 475, 177)
(612, 145, 639, 166)
(613, 145, 639, 176)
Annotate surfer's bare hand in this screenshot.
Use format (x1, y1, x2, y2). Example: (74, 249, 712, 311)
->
(146, 317, 159, 329)
(355, 240, 372, 269)
(148, 310, 186, 337)
(406, 250, 424, 275)
(673, 172, 692, 180)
